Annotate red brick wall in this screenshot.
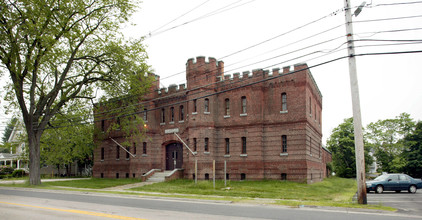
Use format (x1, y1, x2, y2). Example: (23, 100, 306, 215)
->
(93, 56, 331, 183)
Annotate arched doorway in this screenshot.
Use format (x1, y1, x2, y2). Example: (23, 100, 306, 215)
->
(165, 143, 183, 170)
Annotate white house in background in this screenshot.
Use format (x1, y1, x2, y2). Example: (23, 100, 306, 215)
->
(0, 121, 28, 169)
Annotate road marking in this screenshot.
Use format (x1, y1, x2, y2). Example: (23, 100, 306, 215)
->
(0, 201, 147, 220)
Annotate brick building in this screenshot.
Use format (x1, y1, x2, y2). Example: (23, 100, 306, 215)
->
(93, 56, 331, 183)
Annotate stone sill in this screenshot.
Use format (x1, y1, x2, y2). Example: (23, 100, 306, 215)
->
(169, 121, 175, 125)
(160, 123, 165, 126)
(280, 153, 288, 156)
(240, 154, 247, 157)
(204, 152, 210, 155)
(224, 115, 230, 118)
(192, 112, 198, 115)
(240, 113, 248, 117)
(224, 155, 231, 158)
(280, 110, 288, 114)
(142, 154, 148, 157)
(178, 120, 184, 123)
(204, 112, 210, 115)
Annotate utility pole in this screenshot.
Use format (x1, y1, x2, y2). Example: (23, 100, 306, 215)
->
(344, 0, 367, 204)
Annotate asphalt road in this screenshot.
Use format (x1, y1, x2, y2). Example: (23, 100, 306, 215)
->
(367, 190, 422, 216)
(1, 187, 422, 220)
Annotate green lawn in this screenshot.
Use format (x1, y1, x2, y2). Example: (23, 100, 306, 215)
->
(41, 178, 141, 189)
(130, 177, 355, 201)
(0, 178, 141, 189)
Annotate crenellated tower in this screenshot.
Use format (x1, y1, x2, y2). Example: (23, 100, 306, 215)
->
(186, 56, 224, 90)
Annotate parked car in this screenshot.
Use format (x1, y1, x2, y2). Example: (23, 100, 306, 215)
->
(366, 173, 422, 193)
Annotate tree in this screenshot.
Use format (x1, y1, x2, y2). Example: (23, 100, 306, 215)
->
(402, 121, 422, 178)
(366, 113, 416, 173)
(327, 118, 373, 178)
(0, 0, 151, 185)
(40, 100, 94, 176)
(2, 117, 18, 144)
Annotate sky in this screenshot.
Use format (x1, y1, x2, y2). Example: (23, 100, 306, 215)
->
(1, 0, 422, 145)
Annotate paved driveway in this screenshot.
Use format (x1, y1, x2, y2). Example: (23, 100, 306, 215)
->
(367, 190, 422, 216)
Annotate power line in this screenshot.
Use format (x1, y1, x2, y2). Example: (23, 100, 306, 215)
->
(146, 0, 255, 38)
(148, 0, 211, 35)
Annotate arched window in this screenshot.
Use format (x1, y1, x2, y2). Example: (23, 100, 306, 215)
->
(281, 93, 287, 111)
(204, 98, 209, 112)
(161, 108, 165, 123)
(225, 138, 230, 154)
(225, 98, 230, 116)
(282, 135, 287, 153)
(241, 137, 247, 154)
(179, 105, 184, 121)
(241, 96, 247, 114)
(170, 107, 174, 122)
(143, 108, 147, 121)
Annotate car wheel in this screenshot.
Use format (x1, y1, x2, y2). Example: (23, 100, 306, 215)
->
(376, 185, 384, 194)
(395, 190, 401, 193)
(408, 185, 417, 193)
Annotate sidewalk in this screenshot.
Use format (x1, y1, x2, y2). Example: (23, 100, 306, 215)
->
(0, 178, 90, 184)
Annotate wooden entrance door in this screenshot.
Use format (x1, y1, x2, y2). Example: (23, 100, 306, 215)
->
(166, 143, 183, 170)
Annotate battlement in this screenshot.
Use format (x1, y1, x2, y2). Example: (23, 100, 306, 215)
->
(216, 63, 309, 83)
(157, 83, 186, 96)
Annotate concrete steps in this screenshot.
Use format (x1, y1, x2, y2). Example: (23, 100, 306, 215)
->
(145, 170, 173, 183)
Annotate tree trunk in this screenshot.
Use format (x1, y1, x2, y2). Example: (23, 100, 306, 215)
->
(27, 131, 41, 185)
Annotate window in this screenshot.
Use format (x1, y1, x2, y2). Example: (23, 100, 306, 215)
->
(193, 138, 197, 152)
(204, 98, 209, 112)
(101, 147, 104, 160)
(161, 108, 165, 123)
(241, 173, 246, 180)
(309, 97, 312, 116)
(179, 105, 184, 121)
(282, 135, 287, 153)
(101, 120, 105, 132)
(225, 138, 230, 155)
(133, 142, 136, 155)
(193, 99, 197, 112)
(143, 108, 147, 121)
(241, 137, 247, 154)
(143, 142, 147, 154)
(204, 138, 209, 152)
(281, 173, 287, 181)
(225, 98, 230, 116)
(226, 173, 230, 180)
(101, 173, 104, 178)
(126, 173, 129, 178)
(126, 147, 130, 159)
(116, 173, 119, 179)
(281, 93, 287, 111)
(170, 107, 174, 122)
(116, 145, 120, 159)
(205, 173, 209, 180)
(309, 137, 312, 155)
(241, 96, 247, 114)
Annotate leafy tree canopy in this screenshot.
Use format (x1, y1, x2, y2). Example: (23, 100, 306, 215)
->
(327, 117, 373, 178)
(402, 121, 422, 178)
(0, 0, 152, 185)
(366, 113, 416, 173)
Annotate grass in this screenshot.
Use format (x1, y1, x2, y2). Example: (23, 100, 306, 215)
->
(0, 178, 141, 189)
(130, 177, 355, 201)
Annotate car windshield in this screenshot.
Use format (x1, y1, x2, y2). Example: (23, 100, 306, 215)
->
(373, 175, 389, 181)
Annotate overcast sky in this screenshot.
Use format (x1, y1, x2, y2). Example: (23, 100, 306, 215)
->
(1, 0, 422, 145)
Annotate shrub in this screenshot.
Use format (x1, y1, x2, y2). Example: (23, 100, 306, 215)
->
(0, 166, 14, 175)
(12, 169, 26, 178)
